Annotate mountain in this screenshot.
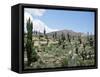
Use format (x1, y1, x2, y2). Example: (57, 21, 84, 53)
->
(47, 29, 84, 38)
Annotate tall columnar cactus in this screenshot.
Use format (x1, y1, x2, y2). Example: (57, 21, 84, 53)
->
(78, 35, 82, 44)
(89, 36, 94, 47)
(52, 32, 57, 41)
(75, 46, 78, 54)
(87, 32, 94, 46)
(52, 34, 54, 41)
(38, 31, 40, 43)
(26, 18, 33, 66)
(83, 43, 86, 51)
(26, 18, 38, 66)
(54, 32, 57, 40)
(44, 28, 46, 36)
(87, 32, 90, 42)
(61, 32, 65, 42)
(67, 33, 71, 42)
(58, 38, 61, 46)
(61, 32, 66, 49)
(45, 34, 49, 45)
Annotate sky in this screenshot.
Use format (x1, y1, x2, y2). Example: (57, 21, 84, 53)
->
(24, 8, 95, 34)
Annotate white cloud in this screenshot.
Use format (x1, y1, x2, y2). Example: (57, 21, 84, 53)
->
(33, 19, 58, 33)
(24, 12, 33, 24)
(24, 12, 58, 33)
(25, 8, 46, 17)
(24, 12, 34, 33)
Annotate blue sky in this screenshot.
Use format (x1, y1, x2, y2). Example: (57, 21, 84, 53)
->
(25, 8, 95, 34)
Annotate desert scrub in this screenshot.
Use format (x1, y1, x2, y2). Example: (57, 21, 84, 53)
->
(31, 47, 39, 62)
(61, 57, 68, 67)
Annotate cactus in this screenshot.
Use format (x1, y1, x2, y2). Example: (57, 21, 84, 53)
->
(75, 46, 78, 54)
(58, 38, 61, 46)
(89, 35, 94, 47)
(78, 35, 82, 44)
(26, 18, 38, 66)
(61, 32, 66, 42)
(45, 34, 49, 45)
(67, 33, 71, 42)
(44, 28, 46, 36)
